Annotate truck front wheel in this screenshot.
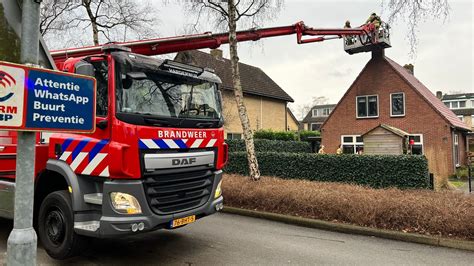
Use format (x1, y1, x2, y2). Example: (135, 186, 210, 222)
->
(38, 190, 88, 259)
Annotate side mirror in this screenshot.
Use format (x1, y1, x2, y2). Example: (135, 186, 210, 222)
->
(74, 60, 95, 77)
(97, 119, 108, 130)
(126, 72, 147, 79)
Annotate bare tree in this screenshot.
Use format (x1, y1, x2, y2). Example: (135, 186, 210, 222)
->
(40, 0, 77, 36)
(311, 96, 329, 106)
(185, 0, 283, 181)
(290, 96, 329, 121)
(41, 0, 158, 47)
(289, 103, 310, 121)
(383, 0, 450, 56)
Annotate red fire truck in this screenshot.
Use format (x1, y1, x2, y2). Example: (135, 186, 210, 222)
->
(0, 21, 387, 259)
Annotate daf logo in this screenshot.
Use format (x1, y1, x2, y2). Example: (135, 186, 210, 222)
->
(172, 158, 197, 166)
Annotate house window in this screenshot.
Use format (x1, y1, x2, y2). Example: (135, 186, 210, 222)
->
(408, 134, 423, 155)
(454, 134, 460, 166)
(445, 100, 468, 109)
(312, 108, 331, 117)
(227, 133, 242, 140)
(322, 108, 331, 116)
(457, 115, 464, 122)
(341, 135, 363, 154)
(356, 95, 378, 118)
(391, 93, 405, 116)
(310, 123, 322, 131)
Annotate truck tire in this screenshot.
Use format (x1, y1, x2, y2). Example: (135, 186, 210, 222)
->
(38, 190, 88, 260)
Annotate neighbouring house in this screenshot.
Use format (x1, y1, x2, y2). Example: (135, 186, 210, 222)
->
(286, 107, 300, 131)
(301, 104, 336, 131)
(438, 92, 474, 152)
(320, 50, 471, 188)
(175, 49, 294, 139)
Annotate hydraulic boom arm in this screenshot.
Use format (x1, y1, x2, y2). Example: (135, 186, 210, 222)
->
(51, 21, 374, 64)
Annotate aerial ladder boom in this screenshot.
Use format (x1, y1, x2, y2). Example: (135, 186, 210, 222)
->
(51, 21, 384, 64)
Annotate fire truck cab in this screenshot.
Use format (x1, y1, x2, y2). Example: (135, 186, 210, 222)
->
(0, 45, 227, 259)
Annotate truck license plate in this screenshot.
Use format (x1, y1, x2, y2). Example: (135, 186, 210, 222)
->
(171, 215, 196, 228)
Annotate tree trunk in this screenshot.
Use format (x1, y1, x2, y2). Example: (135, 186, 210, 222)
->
(83, 0, 99, 45)
(227, 0, 260, 181)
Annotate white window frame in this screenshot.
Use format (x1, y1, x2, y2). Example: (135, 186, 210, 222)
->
(356, 95, 379, 119)
(442, 99, 469, 109)
(390, 92, 406, 117)
(341, 135, 364, 154)
(322, 108, 331, 116)
(226, 133, 242, 140)
(408, 134, 424, 155)
(457, 115, 464, 122)
(312, 109, 318, 117)
(310, 123, 322, 131)
(454, 134, 460, 166)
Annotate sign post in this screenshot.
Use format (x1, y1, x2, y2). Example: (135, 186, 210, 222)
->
(3, 1, 95, 265)
(6, 1, 41, 265)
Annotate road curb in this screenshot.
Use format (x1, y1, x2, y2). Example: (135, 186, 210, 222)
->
(222, 206, 474, 252)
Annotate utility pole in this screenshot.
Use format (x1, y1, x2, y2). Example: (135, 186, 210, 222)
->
(7, 0, 41, 265)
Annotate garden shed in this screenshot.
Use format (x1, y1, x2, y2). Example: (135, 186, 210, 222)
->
(362, 124, 408, 155)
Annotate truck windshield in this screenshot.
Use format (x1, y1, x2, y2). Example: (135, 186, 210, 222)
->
(116, 73, 221, 124)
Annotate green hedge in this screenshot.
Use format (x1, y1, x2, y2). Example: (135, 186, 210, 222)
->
(253, 129, 297, 141)
(226, 139, 311, 153)
(298, 130, 320, 142)
(225, 152, 430, 189)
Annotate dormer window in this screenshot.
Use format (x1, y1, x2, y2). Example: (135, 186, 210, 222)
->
(312, 108, 331, 117)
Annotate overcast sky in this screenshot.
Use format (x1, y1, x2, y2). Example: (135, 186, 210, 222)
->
(154, 0, 472, 112)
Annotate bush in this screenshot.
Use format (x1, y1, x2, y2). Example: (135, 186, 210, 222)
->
(253, 129, 297, 141)
(225, 152, 430, 189)
(226, 139, 311, 153)
(298, 130, 320, 142)
(223, 174, 474, 240)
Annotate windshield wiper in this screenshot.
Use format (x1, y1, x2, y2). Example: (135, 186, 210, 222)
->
(143, 117, 177, 127)
(196, 122, 215, 128)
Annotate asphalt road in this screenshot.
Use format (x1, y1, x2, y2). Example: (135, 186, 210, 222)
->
(0, 213, 472, 265)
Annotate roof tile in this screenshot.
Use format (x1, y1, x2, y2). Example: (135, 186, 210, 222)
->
(175, 50, 294, 102)
(384, 57, 470, 131)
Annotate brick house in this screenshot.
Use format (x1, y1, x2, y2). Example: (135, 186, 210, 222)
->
(320, 50, 471, 188)
(175, 49, 294, 139)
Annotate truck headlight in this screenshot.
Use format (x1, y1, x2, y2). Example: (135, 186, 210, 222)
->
(110, 192, 142, 214)
(214, 180, 222, 198)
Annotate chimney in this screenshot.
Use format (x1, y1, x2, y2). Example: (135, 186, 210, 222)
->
(436, 91, 443, 99)
(403, 64, 414, 75)
(210, 49, 223, 60)
(371, 48, 385, 59)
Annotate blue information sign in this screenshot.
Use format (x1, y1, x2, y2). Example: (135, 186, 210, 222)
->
(0, 61, 96, 132)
